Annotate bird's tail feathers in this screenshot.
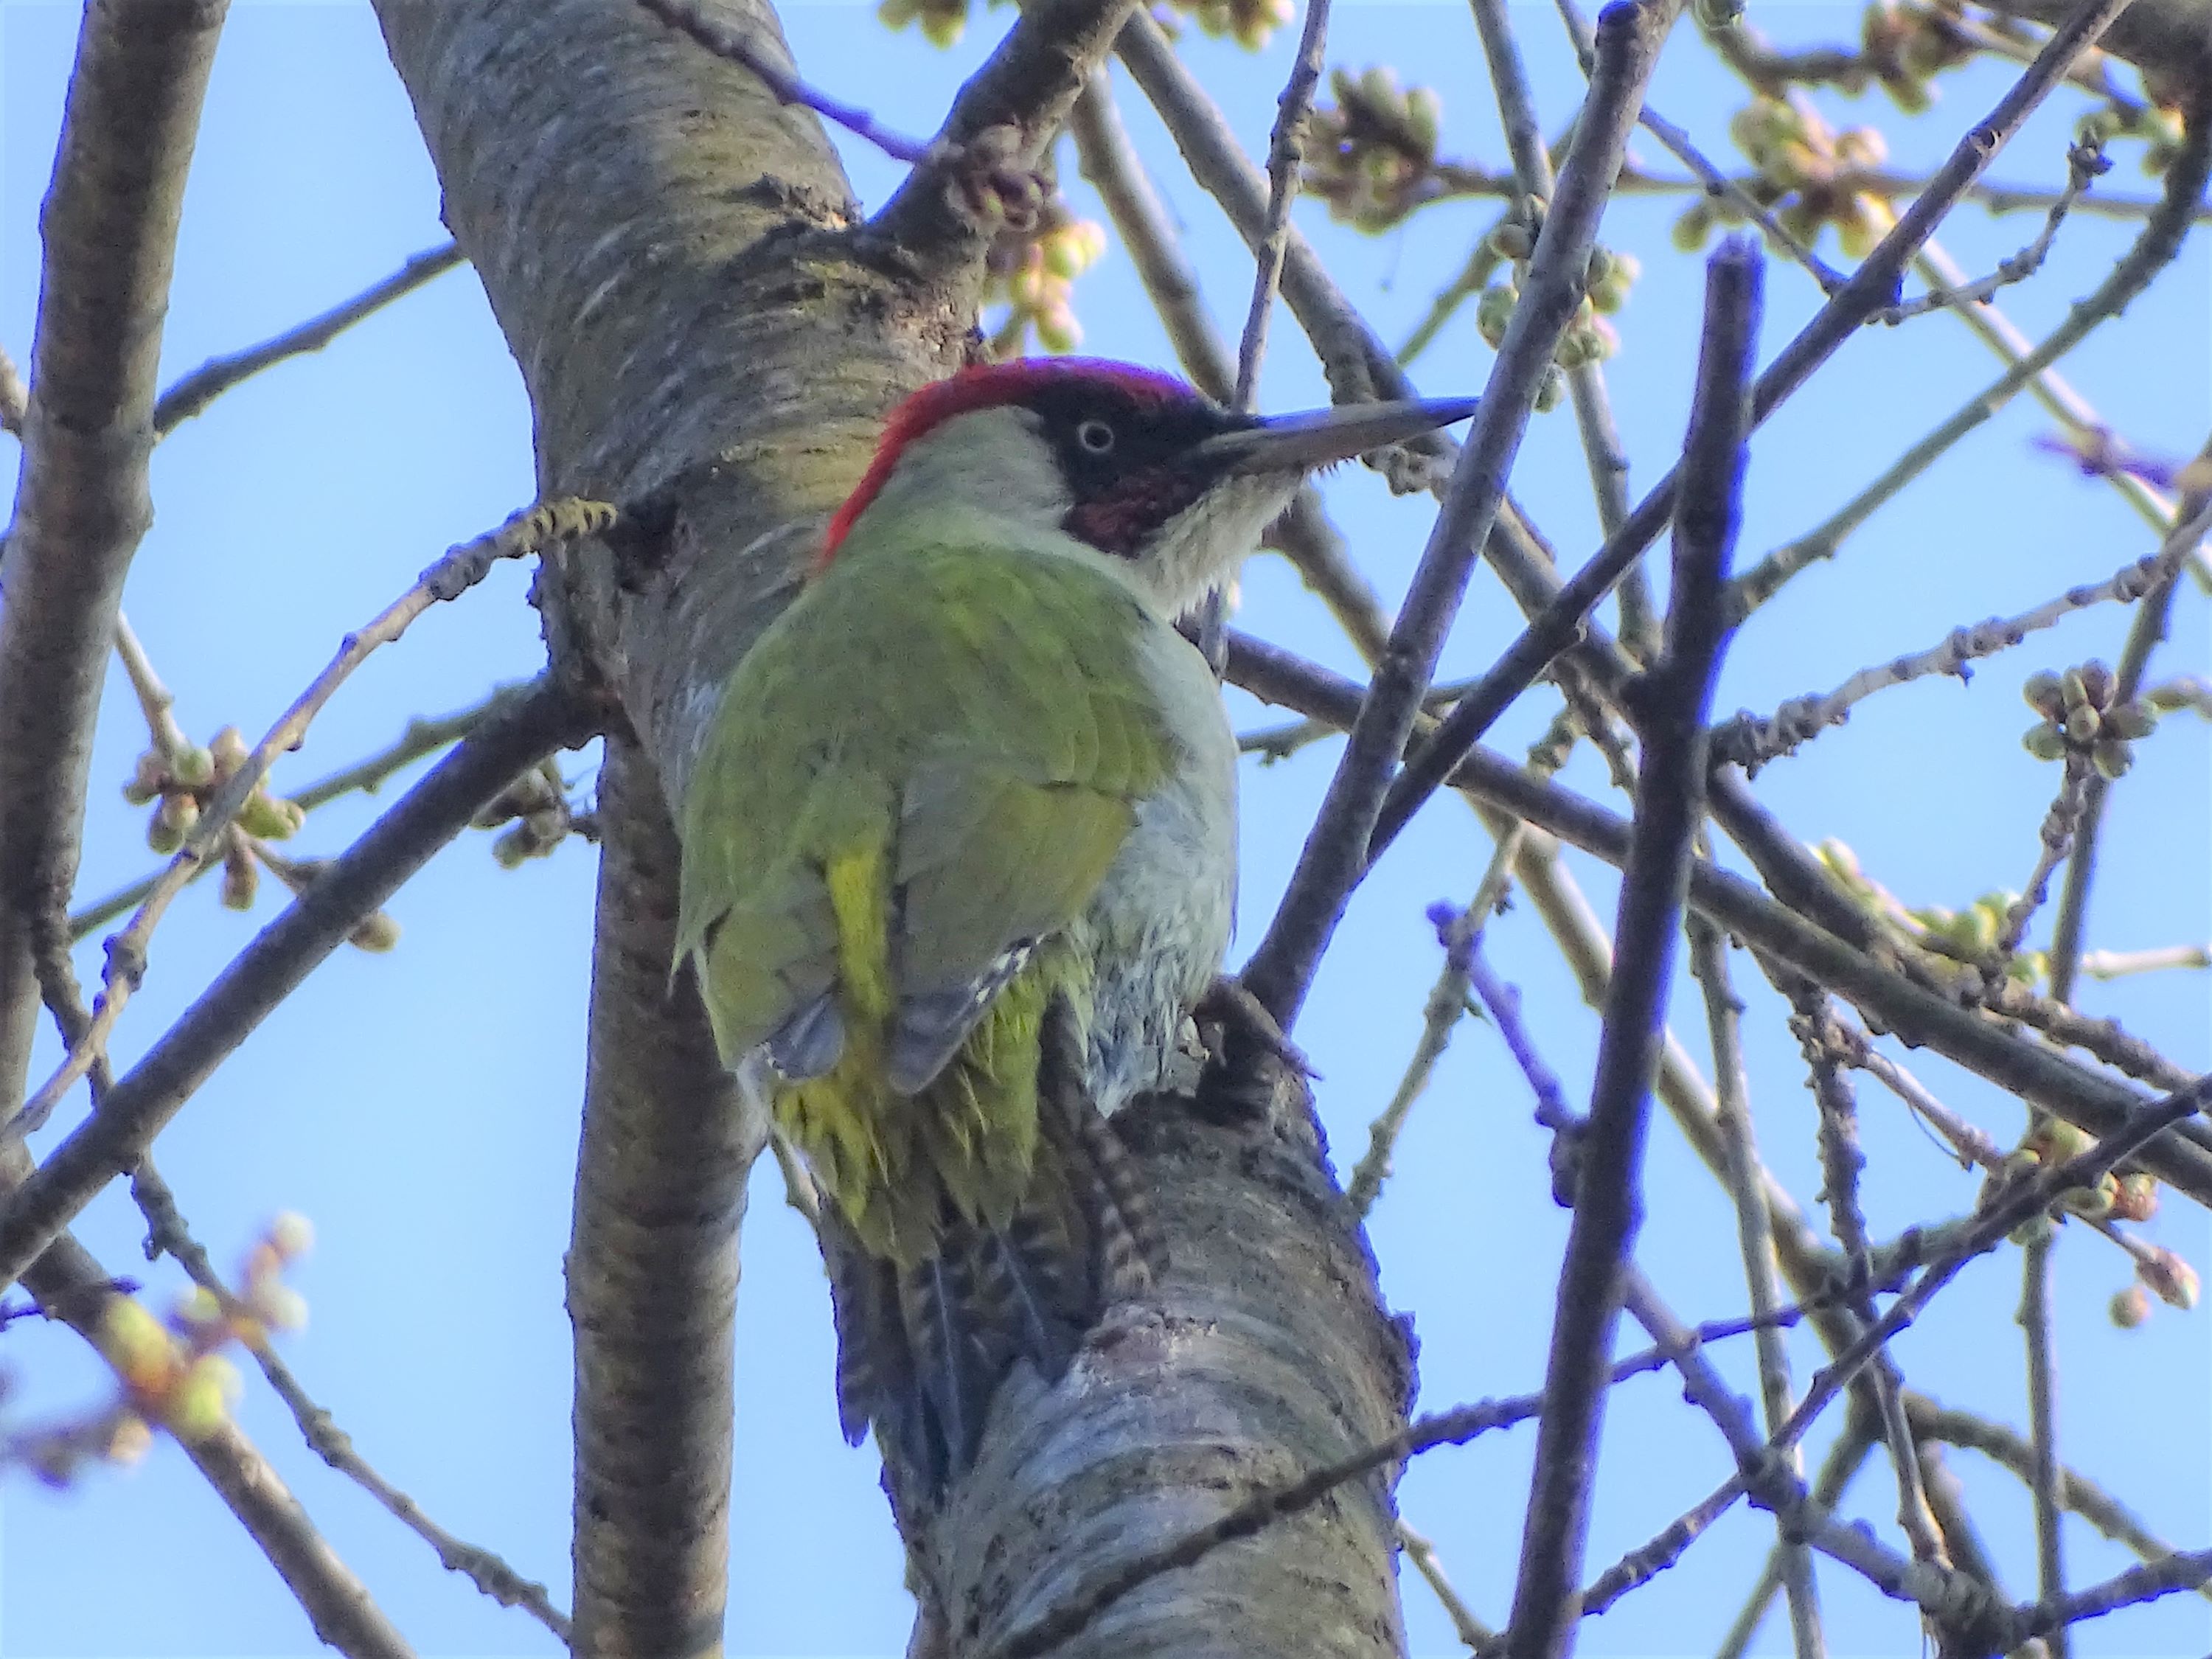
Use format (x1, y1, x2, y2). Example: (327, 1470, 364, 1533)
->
(823, 991, 1168, 1496)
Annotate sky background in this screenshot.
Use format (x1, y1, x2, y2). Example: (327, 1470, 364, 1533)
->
(1, 1, 2206, 1655)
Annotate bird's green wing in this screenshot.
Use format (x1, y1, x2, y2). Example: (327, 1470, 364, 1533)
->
(678, 526, 1179, 1085)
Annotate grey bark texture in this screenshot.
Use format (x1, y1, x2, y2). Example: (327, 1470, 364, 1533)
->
(369, 3, 1415, 1655)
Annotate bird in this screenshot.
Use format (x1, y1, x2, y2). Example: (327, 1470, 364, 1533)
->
(675, 358, 1475, 1491)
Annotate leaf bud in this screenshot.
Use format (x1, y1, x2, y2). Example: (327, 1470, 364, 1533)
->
(166, 1355, 240, 1444)
(2110, 1283, 2151, 1328)
(348, 911, 403, 953)
(209, 726, 250, 779)
(171, 744, 217, 789)
(2137, 1246, 2199, 1310)
(123, 751, 169, 806)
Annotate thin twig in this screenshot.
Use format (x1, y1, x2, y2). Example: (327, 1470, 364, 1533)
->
(8, 501, 609, 1140)
(1737, 110, 2212, 609)
(1712, 500, 2212, 771)
(0, 679, 590, 1295)
(2020, 1229, 2069, 1658)
(111, 612, 192, 759)
(1066, 73, 1383, 658)
(1372, 0, 2146, 846)
(1471, 0, 1649, 650)
(1714, 1411, 1881, 1659)
(2047, 445, 2212, 999)
(1506, 234, 1755, 1659)
(1879, 138, 2108, 324)
(1792, 985, 1951, 1567)
(14, 1213, 414, 1659)
(1222, 632, 2212, 1202)
(1907, 1395, 2212, 1596)
(1234, 0, 1330, 409)
(1688, 919, 1825, 1659)
(153, 243, 465, 434)
(635, 0, 929, 159)
(1239, 0, 1673, 1029)
(1552, 0, 1843, 293)
(69, 686, 521, 943)
(129, 1161, 570, 1639)
(1995, 757, 2094, 964)
(1398, 1521, 1498, 1651)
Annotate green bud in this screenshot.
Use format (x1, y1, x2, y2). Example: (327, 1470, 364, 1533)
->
(123, 751, 168, 806)
(2091, 737, 2134, 779)
(1475, 282, 1518, 349)
(2103, 701, 2157, 740)
(2022, 721, 2067, 761)
(1672, 205, 1714, 254)
(209, 726, 250, 777)
(166, 1356, 240, 1444)
(1489, 220, 1534, 261)
(1533, 365, 1568, 414)
(348, 911, 402, 953)
(2110, 1284, 2151, 1328)
(2023, 669, 2065, 716)
(237, 791, 305, 841)
(220, 844, 258, 912)
(171, 745, 216, 789)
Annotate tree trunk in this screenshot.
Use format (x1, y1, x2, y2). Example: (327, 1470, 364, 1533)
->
(371, 4, 1415, 1652)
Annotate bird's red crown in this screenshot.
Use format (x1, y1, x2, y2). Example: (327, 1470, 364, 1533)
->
(819, 359, 1200, 565)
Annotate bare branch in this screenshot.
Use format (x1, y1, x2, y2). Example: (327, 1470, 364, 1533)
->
(1503, 237, 1755, 1659)
(130, 1160, 570, 1641)
(1240, 0, 1675, 1029)
(1688, 920, 1826, 1659)
(1233, 0, 1332, 409)
(1908, 1394, 2212, 1593)
(1879, 137, 2107, 323)
(2020, 1229, 2070, 1658)
(153, 242, 465, 434)
(0, 678, 590, 1295)
(1374, 0, 2146, 840)
(1713, 500, 2212, 771)
(10, 499, 611, 1140)
(1221, 633, 2212, 1202)
(15, 1210, 415, 1659)
(0, 0, 230, 1174)
(1738, 105, 2211, 607)
(869, 0, 1143, 266)
(2047, 443, 2212, 998)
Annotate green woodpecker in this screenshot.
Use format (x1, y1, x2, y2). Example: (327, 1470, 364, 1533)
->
(677, 359, 1474, 1484)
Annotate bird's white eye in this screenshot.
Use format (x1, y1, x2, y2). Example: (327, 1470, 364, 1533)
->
(1076, 418, 1116, 455)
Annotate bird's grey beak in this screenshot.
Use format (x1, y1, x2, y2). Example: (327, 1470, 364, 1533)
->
(1189, 396, 1479, 476)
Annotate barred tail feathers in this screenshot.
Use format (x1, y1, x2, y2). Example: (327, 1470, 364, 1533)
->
(818, 991, 1165, 1492)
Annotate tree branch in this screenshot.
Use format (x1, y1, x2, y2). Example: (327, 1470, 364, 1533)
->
(153, 242, 465, 434)
(1371, 0, 2145, 845)
(0, 0, 229, 1187)
(1239, 0, 1677, 1029)
(1503, 238, 1756, 1659)
(0, 680, 588, 1294)
(1221, 633, 2212, 1203)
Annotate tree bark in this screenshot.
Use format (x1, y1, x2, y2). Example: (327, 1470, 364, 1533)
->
(372, 4, 1416, 1653)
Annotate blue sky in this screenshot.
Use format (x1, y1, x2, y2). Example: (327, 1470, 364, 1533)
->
(1, 1, 2206, 1655)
